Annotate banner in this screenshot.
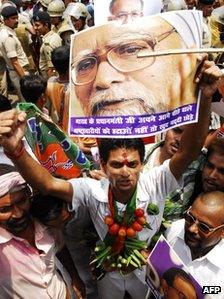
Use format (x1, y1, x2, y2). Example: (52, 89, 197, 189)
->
(69, 10, 203, 138)
(146, 235, 205, 299)
(18, 103, 90, 179)
(94, 0, 163, 25)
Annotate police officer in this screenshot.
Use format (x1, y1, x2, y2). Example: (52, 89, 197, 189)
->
(47, 0, 73, 46)
(33, 11, 62, 78)
(67, 2, 89, 33)
(197, 0, 216, 48)
(0, 6, 29, 102)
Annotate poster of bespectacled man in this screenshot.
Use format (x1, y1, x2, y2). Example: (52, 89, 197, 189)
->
(94, 0, 163, 25)
(146, 236, 205, 299)
(69, 10, 203, 138)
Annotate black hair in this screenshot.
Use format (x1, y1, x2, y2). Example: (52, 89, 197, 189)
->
(0, 163, 18, 176)
(51, 45, 70, 75)
(0, 94, 12, 112)
(98, 138, 145, 163)
(20, 74, 47, 103)
(162, 267, 194, 287)
(207, 138, 224, 159)
(109, 0, 144, 13)
(30, 193, 64, 226)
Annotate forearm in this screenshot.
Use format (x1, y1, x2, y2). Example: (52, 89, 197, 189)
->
(6, 143, 72, 203)
(181, 92, 211, 160)
(10, 58, 25, 77)
(170, 94, 211, 179)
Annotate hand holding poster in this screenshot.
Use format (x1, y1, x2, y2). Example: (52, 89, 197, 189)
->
(69, 10, 203, 138)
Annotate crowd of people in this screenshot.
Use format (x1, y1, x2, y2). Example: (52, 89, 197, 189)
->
(1, 0, 224, 299)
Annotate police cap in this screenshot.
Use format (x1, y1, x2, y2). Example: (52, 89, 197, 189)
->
(33, 11, 51, 24)
(1, 6, 18, 18)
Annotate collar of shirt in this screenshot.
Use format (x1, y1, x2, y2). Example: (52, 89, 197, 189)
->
(95, 178, 150, 203)
(175, 220, 224, 269)
(0, 221, 53, 253)
(3, 25, 16, 36)
(42, 30, 53, 42)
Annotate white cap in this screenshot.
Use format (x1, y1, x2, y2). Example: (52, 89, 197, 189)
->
(68, 2, 88, 19)
(161, 10, 203, 47)
(211, 6, 224, 25)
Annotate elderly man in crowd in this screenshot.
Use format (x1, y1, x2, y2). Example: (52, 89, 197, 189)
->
(166, 191, 224, 298)
(0, 164, 69, 299)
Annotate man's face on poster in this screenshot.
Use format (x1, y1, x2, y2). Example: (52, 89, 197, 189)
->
(108, 0, 143, 23)
(71, 17, 198, 117)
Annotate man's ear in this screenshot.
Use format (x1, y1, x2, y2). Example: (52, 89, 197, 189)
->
(160, 278, 169, 296)
(100, 159, 107, 173)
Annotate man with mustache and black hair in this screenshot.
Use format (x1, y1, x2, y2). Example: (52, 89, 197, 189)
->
(0, 164, 71, 299)
(166, 191, 224, 298)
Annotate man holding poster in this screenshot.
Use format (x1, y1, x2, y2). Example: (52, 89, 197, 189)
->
(69, 10, 204, 137)
(0, 57, 222, 299)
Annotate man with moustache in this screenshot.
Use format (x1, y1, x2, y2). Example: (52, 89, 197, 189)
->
(188, 138, 224, 205)
(70, 10, 202, 118)
(0, 6, 29, 102)
(166, 191, 224, 298)
(33, 11, 62, 79)
(0, 164, 68, 299)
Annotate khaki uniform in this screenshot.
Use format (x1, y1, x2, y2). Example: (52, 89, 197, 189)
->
(0, 21, 7, 96)
(52, 19, 73, 46)
(202, 17, 212, 48)
(39, 30, 62, 79)
(0, 25, 29, 101)
(15, 23, 36, 73)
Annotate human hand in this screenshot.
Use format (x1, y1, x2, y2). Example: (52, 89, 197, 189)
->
(0, 109, 26, 154)
(168, 52, 198, 110)
(204, 127, 222, 148)
(195, 59, 223, 100)
(89, 169, 107, 180)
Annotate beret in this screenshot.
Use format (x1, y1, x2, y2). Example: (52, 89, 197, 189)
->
(33, 11, 51, 24)
(1, 6, 18, 18)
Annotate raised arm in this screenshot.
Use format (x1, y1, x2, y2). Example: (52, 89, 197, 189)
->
(0, 110, 73, 204)
(170, 60, 223, 181)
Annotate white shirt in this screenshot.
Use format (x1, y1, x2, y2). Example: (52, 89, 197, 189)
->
(69, 159, 181, 282)
(69, 159, 180, 242)
(0, 221, 66, 299)
(166, 219, 224, 299)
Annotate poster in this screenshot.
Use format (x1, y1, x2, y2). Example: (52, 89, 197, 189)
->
(69, 10, 203, 138)
(146, 235, 206, 299)
(94, 0, 163, 25)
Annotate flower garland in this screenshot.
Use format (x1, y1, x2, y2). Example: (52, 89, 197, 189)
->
(91, 187, 151, 274)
